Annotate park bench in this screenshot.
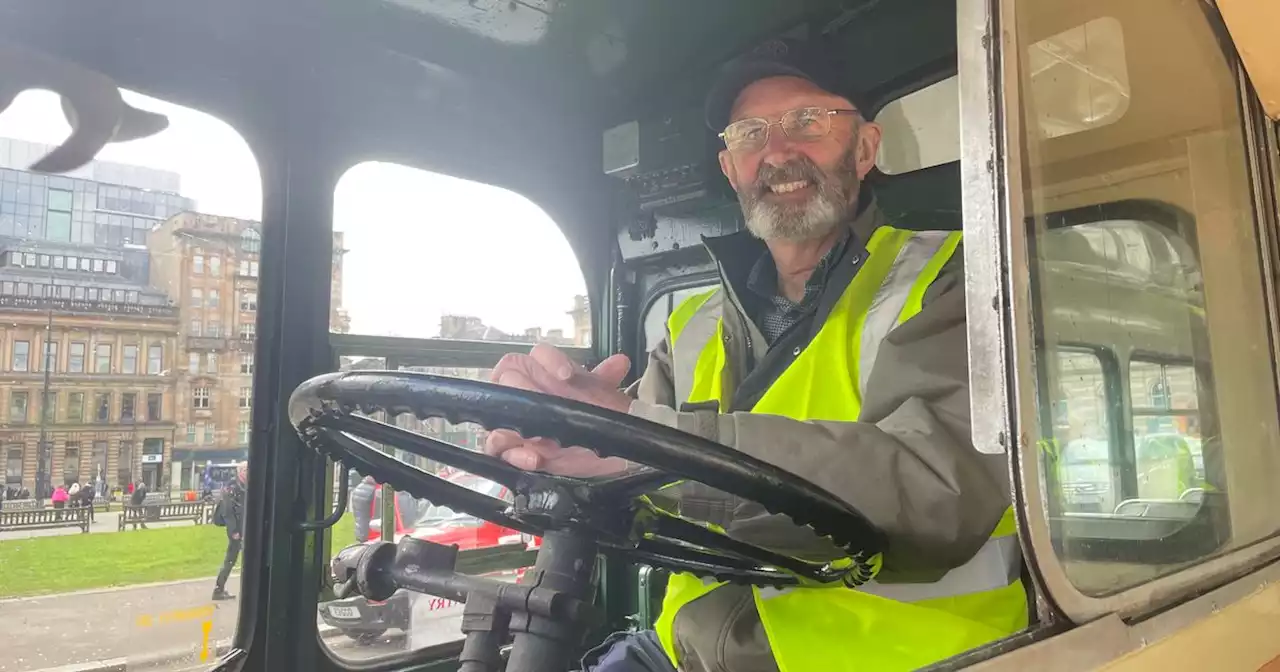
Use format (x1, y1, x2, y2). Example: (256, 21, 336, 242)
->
(0, 506, 90, 533)
(118, 500, 209, 531)
(0, 498, 41, 511)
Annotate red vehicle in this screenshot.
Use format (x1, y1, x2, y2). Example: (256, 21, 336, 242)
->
(363, 473, 526, 546)
(321, 473, 536, 643)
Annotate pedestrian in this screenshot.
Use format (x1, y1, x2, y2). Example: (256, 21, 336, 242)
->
(350, 475, 376, 543)
(211, 462, 247, 601)
(130, 480, 149, 529)
(51, 484, 68, 520)
(80, 481, 96, 522)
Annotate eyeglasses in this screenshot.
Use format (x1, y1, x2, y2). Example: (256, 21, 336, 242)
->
(720, 106, 859, 154)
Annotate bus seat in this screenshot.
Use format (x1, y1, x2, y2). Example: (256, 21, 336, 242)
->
(870, 161, 962, 231)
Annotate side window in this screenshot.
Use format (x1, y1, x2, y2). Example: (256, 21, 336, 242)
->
(1049, 348, 1119, 515)
(0, 82, 261, 668)
(1016, 0, 1280, 601)
(875, 75, 959, 175)
(640, 284, 720, 358)
(1128, 359, 1202, 501)
(323, 161, 586, 658)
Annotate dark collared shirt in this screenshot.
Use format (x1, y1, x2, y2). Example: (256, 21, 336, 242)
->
(745, 229, 854, 344)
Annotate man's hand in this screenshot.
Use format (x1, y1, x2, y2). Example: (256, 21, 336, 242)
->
(484, 343, 633, 477)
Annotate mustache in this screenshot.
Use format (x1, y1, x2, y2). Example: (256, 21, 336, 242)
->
(751, 157, 825, 197)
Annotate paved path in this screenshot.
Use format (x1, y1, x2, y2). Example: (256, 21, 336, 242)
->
(0, 576, 463, 672)
(0, 511, 200, 541)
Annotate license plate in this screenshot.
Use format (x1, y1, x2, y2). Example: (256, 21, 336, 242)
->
(328, 606, 360, 619)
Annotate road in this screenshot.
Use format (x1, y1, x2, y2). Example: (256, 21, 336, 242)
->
(0, 576, 462, 672)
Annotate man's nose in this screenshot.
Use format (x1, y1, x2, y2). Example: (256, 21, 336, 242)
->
(757, 130, 805, 170)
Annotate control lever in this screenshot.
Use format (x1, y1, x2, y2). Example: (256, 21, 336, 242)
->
(344, 533, 601, 672)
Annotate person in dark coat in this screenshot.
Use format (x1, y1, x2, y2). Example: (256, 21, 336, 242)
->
(212, 463, 247, 600)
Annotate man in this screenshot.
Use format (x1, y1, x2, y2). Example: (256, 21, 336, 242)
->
(350, 475, 377, 542)
(213, 462, 247, 601)
(487, 41, 1025, 672)
(129, 479, 149, 530)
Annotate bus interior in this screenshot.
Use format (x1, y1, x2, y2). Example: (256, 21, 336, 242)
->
(2, 0, 1280, 670)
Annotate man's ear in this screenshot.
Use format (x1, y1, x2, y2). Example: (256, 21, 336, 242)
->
(718, 148, 741, 192)
(854, 120, 883, 180)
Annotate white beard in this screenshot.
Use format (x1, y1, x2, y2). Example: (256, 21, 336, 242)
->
(742, 190, 843, 242)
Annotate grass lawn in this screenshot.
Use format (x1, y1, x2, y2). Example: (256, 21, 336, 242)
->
(0, 513, 355, 599)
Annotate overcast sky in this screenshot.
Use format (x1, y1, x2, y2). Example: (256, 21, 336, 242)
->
(0, 89, 587, 339)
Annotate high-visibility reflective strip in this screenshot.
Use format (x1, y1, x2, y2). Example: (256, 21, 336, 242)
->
(755, 535, 1020, 603)
(857, 535, 1021, 602)
(667, 289, 723, 410)
(857, 230, 958, 396)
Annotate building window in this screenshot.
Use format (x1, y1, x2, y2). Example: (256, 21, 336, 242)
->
(193, 255, 204, 274)
(188, 352, 200, 374)
(53, 256, 64, 270)
(42, 341, 57, 373)
(207, 352, 218, 374)
(91, 441, 107, 483)
(241, 353, 254, 374)
(148, 344, 162, 375)
(9, 391, 28, 423)
(106, 260, 118, 274)
(94, 393, 110, 423)
(117, 442, 133, 488)
(239, 386, 252, 409)
(193, 387, 211, 409)
(207, 320, 220, 338)
(241, 228, 261, 252)
(92, 259, 104, 273)
(191, 288, 203, 307)
(5, 447, 22, 486)
(190, 318, 202, 336)
(122, 345, 138, 375)
(203, 423, 215, 444)
(42, 392, 56, 423)
(47, 192, 73, 242)
(239, 260, 259, 277)
(209, 256, 221, 276)
(208, 289, 219, 308)
(63, 443, 80, 483)
(120, 393, 136, 422)
(240, 291, 257, 311)
(147, 393, 162, 421)
(186, 422, 196, 443)
(238, 420, 250, 445)
(67, 342, 85, 374)
(240, 323, 255, 340)
(95, 344, 111, 373)
(67, 392, 84, 422)
(12, 340, 29, 372)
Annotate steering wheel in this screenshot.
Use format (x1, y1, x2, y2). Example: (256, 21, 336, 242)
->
(288, 370, 884, 671)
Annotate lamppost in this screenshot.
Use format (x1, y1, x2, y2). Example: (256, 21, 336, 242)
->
(34, 266, 55, 501)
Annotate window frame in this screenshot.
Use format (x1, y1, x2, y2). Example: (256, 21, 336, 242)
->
(961, 0, 1280, 626)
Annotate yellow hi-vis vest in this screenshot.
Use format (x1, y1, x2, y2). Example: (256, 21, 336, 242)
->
(653, 226, 1028, 672)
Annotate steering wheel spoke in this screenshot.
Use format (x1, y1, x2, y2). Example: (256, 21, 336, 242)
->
(303, 420, 541, 536)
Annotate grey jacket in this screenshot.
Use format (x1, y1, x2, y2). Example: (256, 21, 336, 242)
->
(625, 201, 1011, 671)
